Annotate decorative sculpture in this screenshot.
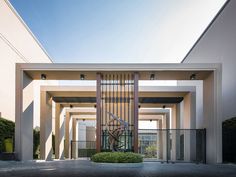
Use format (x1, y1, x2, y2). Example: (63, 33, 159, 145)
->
(106, 112, 128, 152)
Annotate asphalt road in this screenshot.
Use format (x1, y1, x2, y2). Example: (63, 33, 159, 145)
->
(0, 160, 235, 177)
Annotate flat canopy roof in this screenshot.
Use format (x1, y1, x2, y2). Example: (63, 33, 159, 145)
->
(17, 63, 220, 80)
(41, 86, 194, 104)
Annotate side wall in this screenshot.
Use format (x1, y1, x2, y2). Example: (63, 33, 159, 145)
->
(183, 0, 236, 122)
(0, 0, 56, 122)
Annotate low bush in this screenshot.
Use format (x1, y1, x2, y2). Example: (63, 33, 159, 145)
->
(91, 152, 143, 163)
(0, 117, 15, 152)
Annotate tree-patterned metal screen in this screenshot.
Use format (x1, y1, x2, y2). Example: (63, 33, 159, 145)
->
(100, 73, 135, 151)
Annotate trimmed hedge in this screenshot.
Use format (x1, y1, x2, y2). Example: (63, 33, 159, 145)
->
(0, 117, 15, 152)
(91, 152, 143, 163)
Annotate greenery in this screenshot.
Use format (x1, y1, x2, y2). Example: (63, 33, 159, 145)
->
(223, 117, 236, 128)
(145, 145, 157, 158)
(33, 129, 40, 159)
(91, 152, 143, 163)
(78, 149, 96, 157)
(0, 117, 15, 152)
(0, 118, 40, 159)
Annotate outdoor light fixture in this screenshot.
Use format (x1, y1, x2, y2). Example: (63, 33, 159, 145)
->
(150, 74, 155, 80)
(190, 73, 196, 80)
(162, 105, 166, 109)
(94, 104, 96, 108)
(150, 119, 152, 122)
(80, 74, 85, 80)
(70, 104, 73, 108)
(82, 119, 85, 122)
(41, 74, 46, 80)
(138, 105, 141, 109)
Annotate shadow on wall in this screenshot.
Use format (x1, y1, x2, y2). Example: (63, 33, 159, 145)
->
(222, 117, 236, 163)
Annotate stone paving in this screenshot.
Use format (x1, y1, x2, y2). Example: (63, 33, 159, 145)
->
(0, 160, 235, 177)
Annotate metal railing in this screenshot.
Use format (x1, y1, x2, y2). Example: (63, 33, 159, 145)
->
(71, 141, 96, 158)
(138, 129, 206, 163)
(70, 129, 206, 163)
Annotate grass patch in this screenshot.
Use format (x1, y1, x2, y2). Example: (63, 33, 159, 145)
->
(91, 152, 143, 163)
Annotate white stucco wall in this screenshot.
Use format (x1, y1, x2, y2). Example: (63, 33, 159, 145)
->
(177, 81, 203, 128)
(183, 0, 236, 121)
(0, 0, 57, 122)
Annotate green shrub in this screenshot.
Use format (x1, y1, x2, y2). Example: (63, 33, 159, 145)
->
(33, 129, 40, 159)
(145, 145, 157, 158)
(91, 152, 143, 163)
(0, 117, 15, 152)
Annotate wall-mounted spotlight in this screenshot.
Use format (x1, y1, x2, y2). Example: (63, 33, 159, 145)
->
(94, 104, 97, 108)
(150, 74, 155, 80)
(70, 104, 73, 108)
(80, 74, 85, 80)
(150, 119, 152, 122)
(41, 74, 47, 80)
(138, 105, 141, 109)
(162, 105, 166, 109)
(190, 73, 196, 80)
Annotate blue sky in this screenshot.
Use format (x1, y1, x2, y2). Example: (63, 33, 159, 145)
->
(10, 0, 226, 63)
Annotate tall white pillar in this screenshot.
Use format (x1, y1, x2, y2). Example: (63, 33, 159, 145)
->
(15, 70, 34, 161)
(175, 103, 181, 160)
(55, 103, 65, 159)
(40, 91, 53, 161)
(183, 92, 196, 162)
(157, 119, 163, 160)
(162, 114, 167, 161)
(72, 118, 78, 159)
(65, 111, 73, 158)
(171, 105, 177, 161)
(203, 71, 222, 163)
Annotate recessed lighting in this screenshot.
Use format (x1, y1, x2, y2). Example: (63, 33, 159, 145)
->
(150, 74, 155, 80)
(41, 74, 46, 80)
(80, 74, 85, 80)
(190, 74, 196, 80)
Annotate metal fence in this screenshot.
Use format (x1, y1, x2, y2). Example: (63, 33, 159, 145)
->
(71, 129, 206, 163)
(223, 128, 236, 163)
(71, 141, 96, 158)
(101, 130, 134, 151)
(138, 129, 206, 163)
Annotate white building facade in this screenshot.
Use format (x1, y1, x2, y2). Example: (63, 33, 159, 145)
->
(182, 0, 236, 122)
(0, 0, 57, 123)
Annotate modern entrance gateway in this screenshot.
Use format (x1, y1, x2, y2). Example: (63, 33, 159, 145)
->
(15, 63, 222, 163)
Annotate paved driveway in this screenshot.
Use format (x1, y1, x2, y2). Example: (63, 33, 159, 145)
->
(0, 160, 235, 177)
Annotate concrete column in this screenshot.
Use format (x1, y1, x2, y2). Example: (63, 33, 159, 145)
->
(157, 119, 163, 160)
(133, 72, 139, 153)
(183, 92, 196, 162)
(72, 118, 78, 159)
(55, 103, 65, 160)
(171, 105, 177, 161)
(65, 111, 72, 158)
(15, 70, 34, 161)
(96, 73, 101, 152)
(175, 103, 181, 160)
(162, 115, 167, 161)
(203, 71, 222, 163)
(40, 91, 53, 161)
